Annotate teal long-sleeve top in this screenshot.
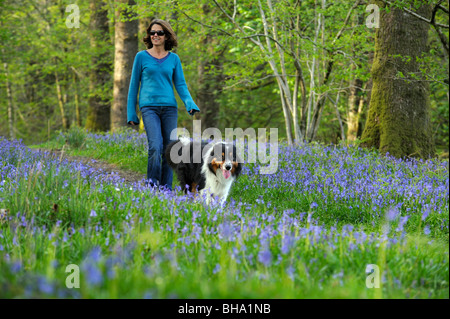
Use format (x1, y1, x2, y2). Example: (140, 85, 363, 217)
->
(127, 50, 200, 124)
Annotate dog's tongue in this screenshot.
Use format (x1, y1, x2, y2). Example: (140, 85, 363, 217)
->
(223, 169, 231, 179)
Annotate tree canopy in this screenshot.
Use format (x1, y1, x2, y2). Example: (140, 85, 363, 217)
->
(0, 0, 448, 157)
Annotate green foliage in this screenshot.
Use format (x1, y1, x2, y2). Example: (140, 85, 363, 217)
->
(0, 0, 447, 153)
(64, 126, 87, 149)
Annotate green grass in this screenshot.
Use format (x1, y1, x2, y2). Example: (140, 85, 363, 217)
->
(1, 128, 448, 298)
(30, 126, 149, 175)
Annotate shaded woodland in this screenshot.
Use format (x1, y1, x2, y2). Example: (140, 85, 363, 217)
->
(0, 0, 448, 158)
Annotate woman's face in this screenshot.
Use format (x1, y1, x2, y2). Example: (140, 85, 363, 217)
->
(150, 24, 166, 48)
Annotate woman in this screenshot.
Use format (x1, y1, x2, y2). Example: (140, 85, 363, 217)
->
(127, 19, 199, 189)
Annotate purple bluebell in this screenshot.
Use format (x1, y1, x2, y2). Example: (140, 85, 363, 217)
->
(258, 249, 272, 267)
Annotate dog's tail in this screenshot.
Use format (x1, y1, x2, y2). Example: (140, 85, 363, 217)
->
(165, 137, 191, 169)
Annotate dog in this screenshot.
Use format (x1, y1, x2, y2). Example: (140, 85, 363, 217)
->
(165, 137, 243, 205)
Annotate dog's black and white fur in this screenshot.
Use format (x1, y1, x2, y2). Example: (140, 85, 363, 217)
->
(165, 137, 242, 205)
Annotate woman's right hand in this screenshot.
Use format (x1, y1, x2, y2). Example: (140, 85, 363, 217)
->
(129, 121, 138, 125)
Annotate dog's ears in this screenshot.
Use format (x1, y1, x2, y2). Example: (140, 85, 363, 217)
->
(231, 161, 242, 177)
(209, 158, 221, 174)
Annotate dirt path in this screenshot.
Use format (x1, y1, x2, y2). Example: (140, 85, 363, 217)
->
(36, 148, 145, 184)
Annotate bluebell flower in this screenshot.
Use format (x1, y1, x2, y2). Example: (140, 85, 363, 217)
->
(37, 277, 54, 295)
(218, 222, 234, 242)
(386, 207, 399, 221)
(421, 208, 430, 221)
(11, 261, 22, 273)
(258, 249, 272, 267)
(213, 264, 221, 274)
(395, 216, 409, 232)
(82, 263, 103, 287)
(88, 247, 102, 263)
(286, 265, 295, 280)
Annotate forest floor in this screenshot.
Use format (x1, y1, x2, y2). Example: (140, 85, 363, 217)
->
(34, 148, 145, 185)
(3, 133, 445, 298)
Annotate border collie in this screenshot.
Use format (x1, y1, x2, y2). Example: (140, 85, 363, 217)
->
(165, 137, 243, 205)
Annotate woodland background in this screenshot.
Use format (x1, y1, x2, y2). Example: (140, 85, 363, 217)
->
(0, 0, 448, 157)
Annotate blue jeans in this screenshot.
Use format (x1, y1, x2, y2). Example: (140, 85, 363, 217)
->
(140, 106, 178, 189)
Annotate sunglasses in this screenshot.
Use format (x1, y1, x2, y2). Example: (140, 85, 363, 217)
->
(149, 30, 165, 36)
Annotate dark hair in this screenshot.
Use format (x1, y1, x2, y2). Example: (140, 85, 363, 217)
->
(143, 19, 178, 50)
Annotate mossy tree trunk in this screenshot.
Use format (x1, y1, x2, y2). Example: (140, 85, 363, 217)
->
(111, 0, 138, 132)
(85, 0, 111, 132)
(362, 1, 435, 158)
(3, 60, 15, 140)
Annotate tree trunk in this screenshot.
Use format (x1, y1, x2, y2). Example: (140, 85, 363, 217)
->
(55, 71, 69, 130)
(139, 17, 153, 52)
(348, 9, 371, 143)
(73, 73, 81, 127)
(329, 92, 345, 142)
(197, 54, 224, 129)
(197, 5, 225, 130)
(277, 79, 294, 145)
(86, 0, 112, 132)
(3, 61, 15, 140)
(362, 1, 435, 158)
(111, 0, 138, 132)
(308, 93, 327, 142)
(347, 76, 363, 142)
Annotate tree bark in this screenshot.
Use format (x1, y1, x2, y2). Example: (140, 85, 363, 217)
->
(86, 0, 112, 132)
(197, 58, 224, 129)
(197, 7, 225, 130)
(139, 17, 153, 52)
(362, 1, 435, 158)
(55, 71, 69, 130)
(195, 4, 225, 129)
(328, 93, 345, 142)
(347, 10, 363, 142)
(3, 61, 15, 140)
(347, 76, 363, 142)
(73, 73, 81, 127)
(111, 0, 138, 132)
